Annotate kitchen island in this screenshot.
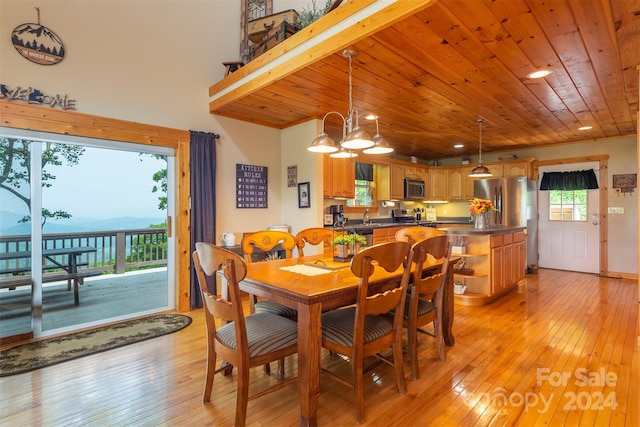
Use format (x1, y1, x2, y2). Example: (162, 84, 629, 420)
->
(332, 221, 527, 305)
(438, 226, 528, 305)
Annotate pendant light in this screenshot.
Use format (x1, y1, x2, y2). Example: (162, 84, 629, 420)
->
(362, 116, 394, 154)
(308, 49, 392, 155)
(469, 119, 492, 177)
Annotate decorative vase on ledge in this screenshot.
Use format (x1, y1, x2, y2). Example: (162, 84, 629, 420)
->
(473, 212, 489, 229)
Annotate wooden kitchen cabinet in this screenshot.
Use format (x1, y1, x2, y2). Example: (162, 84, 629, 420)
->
(449, 166, 475, 201)
(491, 233, 513, 295)
(452, 230, 526, 306)
(323, 154, 332, 198)
(378, 162, 405, 200)
(372, 226, 404, 245)
(404, 165, 419, 179)
(486, 164, 504, 178)
(405, 164, 428, 181)
(504, 161, 530, 178)
(323, 155, 355, 199)
(428, 168, 448, 200)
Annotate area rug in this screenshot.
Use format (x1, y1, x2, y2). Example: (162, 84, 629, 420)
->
(0, 313, 191, 377)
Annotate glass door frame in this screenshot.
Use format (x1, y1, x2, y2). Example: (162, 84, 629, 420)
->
(1, 128, 176, 339)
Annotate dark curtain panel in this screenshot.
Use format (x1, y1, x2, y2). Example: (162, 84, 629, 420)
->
(356, 162, 374, 181)
(189, 130, 219, 309)
(539, 169, 599, 191)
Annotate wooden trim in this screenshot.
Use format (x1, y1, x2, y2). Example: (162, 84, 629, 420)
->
(606, 271, 638, 280)
(534, 155, 609, 168)
(532, 156, 609, 276)
(0, 100, 192, 312)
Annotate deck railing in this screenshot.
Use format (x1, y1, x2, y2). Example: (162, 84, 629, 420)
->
(0, 228, 168, 278)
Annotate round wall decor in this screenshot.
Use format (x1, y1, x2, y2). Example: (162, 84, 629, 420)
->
(11, 22, 65, 65)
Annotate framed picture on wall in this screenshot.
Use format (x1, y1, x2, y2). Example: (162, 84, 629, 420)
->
(298, 182, 310, 208)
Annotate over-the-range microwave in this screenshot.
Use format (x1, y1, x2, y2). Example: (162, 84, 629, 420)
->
(404, 178, 425, 200)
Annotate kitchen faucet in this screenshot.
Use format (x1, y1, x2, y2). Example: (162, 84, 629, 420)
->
(363, 208, 370, 225)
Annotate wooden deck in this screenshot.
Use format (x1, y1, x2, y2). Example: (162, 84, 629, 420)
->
(0, 268, 638, 426)
(0, 269, 167, 337)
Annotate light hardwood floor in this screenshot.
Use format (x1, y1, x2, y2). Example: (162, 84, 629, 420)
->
(1, 269, 638, 426)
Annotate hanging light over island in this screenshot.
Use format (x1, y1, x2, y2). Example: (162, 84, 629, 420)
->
(469, 118, 492, 177)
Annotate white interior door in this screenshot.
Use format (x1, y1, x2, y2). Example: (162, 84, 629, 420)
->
(538, 162, 600, 273)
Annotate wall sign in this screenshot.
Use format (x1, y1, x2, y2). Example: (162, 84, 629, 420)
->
(287, 165, 297, 187)
(11, 9, 65, 65)
(236, 164, 268, 208)
(612, 174, 636, 195)
(1, 83, 76, 110)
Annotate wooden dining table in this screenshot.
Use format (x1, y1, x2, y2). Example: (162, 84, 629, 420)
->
(240, 254, 456, 426)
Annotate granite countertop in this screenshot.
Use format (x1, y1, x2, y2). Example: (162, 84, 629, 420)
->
(330, 220, 525, 235)
(436, 224, 527, 235)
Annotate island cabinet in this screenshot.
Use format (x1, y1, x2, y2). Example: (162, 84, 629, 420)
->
(371, 226, 405, 245)
(451, 229, 527, 306)
(323, 155, 355, 199)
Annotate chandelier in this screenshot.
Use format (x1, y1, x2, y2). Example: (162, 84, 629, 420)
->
(308, 49, 393, 157)
(469, 118, 492, 177)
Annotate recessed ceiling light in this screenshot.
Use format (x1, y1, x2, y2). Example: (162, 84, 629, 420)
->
(454, 144, 464, 148)
(578, 126, 592, 131)
(527, 70, 552, 79)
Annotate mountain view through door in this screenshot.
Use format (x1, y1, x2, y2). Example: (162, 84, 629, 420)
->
(0, 135, 175, 340)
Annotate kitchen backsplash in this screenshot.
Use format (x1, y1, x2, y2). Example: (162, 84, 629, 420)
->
(324, 200, 471, 223)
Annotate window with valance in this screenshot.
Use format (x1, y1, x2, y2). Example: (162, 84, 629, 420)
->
(539, 169, 599, 191)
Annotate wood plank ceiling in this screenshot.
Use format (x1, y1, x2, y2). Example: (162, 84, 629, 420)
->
(209, 0, 640, 161)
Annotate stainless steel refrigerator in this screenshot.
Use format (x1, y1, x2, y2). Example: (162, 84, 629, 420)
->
(474, 176, 538, 272)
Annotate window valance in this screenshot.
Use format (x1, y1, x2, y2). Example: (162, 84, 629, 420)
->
(539, 169, 599, 191)
(356, 162, 373, 181)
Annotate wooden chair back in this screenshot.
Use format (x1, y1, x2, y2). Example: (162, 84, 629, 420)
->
(411, 234, 451, 298)
(405, 234, 452, 379)
(295, 227, 333, 257)
(394, 226, 444, 245)
(241, 230, 296, 263)
(321, 240, 412, 423)
(351, 240, 412, 324)
(193, 242, 247, 357)
(241, 230, 298, 318)
(193, 242, 298, 427)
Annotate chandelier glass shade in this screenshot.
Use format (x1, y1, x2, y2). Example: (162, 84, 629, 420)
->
(308, 49, 391, 155)
(469, 118, 492, 177)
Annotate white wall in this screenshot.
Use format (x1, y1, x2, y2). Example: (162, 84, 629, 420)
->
(0, 0, 306, 245)
(281, 120, 323, 235)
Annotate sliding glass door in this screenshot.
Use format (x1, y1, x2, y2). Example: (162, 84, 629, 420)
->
(0, 131, 175, 340)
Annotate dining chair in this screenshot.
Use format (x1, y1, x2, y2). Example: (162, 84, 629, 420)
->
(295, 227, 334, 257)
(394, 226, 444, 245)
(320, 241, 412, 424)
(193, 242, 298, 427)
(241, 230, 298, 320)
(403, 235, 452, 380)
